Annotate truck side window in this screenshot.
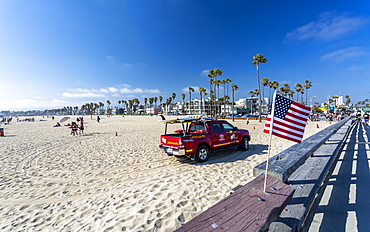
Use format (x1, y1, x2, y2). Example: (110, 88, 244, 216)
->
(222, 123, 234, 132)
(211, 124, 223, 133)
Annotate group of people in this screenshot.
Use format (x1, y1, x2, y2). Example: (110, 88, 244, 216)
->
(53, 117, 85, 135)
(70, 117, 84, 136)
(1, 117, 13, 125)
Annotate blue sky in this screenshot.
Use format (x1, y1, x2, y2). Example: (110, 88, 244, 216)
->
(1, 0, 370, 111)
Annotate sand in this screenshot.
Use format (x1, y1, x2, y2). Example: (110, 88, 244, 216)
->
(0, 115, 335, 231)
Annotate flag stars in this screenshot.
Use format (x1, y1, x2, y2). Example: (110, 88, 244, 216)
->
(274, 95, 292, 119)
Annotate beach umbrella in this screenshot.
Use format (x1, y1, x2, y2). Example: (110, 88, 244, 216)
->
(59, 116, 70, 123)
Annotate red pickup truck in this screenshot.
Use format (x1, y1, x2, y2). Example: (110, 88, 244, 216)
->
(159, 117, 251, 163)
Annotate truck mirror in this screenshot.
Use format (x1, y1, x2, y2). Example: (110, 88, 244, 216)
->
(234, 127, 238, 131)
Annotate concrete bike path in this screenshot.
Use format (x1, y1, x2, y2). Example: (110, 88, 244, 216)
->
(309, 122, 370, 232)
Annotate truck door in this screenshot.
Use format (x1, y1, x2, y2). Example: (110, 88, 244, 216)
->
(221, 122, 239, 147)
(210, 123, 229, 149)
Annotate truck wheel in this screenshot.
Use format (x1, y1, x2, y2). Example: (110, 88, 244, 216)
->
(239, 137, 249, 151)
(195, 145, 209, 163)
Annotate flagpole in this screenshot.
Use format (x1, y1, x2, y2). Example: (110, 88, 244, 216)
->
(263, 91, 277, 193)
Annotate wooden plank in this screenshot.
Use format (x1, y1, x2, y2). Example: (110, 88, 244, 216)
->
(174, 175, 295, 232)
(269, 155, 333, 231)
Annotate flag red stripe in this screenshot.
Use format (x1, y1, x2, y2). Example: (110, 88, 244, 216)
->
(271, 131, 302, 143)
(283, 115, 307, 128)
(265, 116, 305, 131)
(291, 101, 311, 111)
(286, 111, 309, 123)
(271, 121, 305, 134)
(271, 125, 304, 138)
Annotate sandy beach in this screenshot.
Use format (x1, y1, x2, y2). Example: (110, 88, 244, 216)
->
(0, 115, 335, 231)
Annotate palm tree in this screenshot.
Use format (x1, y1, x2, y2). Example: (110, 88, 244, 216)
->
(332, 95, 339, 106)
(284, 84, 291, 98)
(89, 102, 94, 119)
(214, 79, 223, 116)
(171, 93, 176, 114)
(122, 100, 127, 113)
(154, 97, 158, 106)
(159, 96, 163, 106)
(261, 77, 269, 101)
(99, 102, 104, 113)
(294, 83, 303, 102)
(231, 84, 239, 121)
(188, 87, 194, 114)
(278, 87, 285, 97)
(181, 93, 186, 114)
(224, 78, 232, 98)
(199, 87, 207, 114)
(268, 81, 279, 107)
(303, 80, 312, 105)
(128, 100, 133, 114)
(345, 95, 351, 105)
(249, 89, 259, 114)
(166, 97, 172, 114)
(252, 54, 268, 122)
(106, 100, 111, 115)
(207, 69, 222, 117)
(144, 98, 148, 109)
(288, 90, 294, 99)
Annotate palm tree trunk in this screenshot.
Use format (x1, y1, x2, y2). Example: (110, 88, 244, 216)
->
(256, 64, 262, 122)
(232, 90, 235, 122)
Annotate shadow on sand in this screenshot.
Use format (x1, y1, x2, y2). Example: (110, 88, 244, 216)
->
(176, 143, 269, 165)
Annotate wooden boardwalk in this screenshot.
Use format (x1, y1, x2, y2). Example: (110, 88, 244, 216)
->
(174, 174, 294, 232)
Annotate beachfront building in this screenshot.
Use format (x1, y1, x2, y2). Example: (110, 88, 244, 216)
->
(176, 98, 208, 115)
(230, 97, 269, 116)
(146, 106, 162, 115)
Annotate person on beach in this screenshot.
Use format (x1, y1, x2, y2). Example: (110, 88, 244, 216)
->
(70, 122, 78, 135)
(97, 116, 100, 123)
(78, 121, 84, 135)
(246, 117, 249, 125)
(53, 122, 61, 127)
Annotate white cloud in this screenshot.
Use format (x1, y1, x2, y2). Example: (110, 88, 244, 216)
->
(0, 84, 8, 89)
(201, 70, 210, 76)
(122, 63, 133, 68)
(106, 55, 116, 63)
(119, 87, 160, 94)
(62, 85, 160, 99)
(320, 47, 368, 63)
(0, 98, 70, 111)
(284, 11, 369, 43)
(120, 84, 132, 88)
(67, 88, 91, 93)
(108, 87, 119, 93)
(182, 86, 200, 93)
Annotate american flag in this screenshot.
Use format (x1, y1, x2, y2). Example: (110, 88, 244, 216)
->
(263, 94, 311, 143)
